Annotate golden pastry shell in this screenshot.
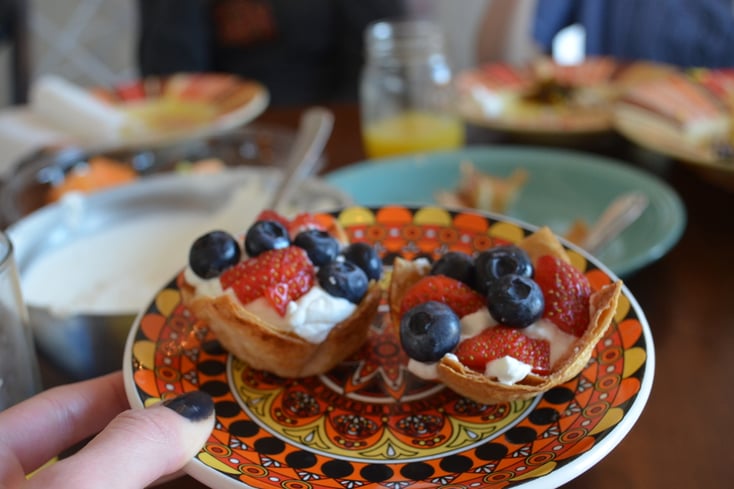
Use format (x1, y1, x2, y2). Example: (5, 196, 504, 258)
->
(180, 223, 381, 380)
(388, 226, 622, 404)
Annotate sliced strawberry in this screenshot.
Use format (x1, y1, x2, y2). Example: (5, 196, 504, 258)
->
(264, 283, 290, 315)
(534, 255, 591, 337)
(255, 210, 289, 228)
(455, 326, 550, 375)
(263, 276, 312, 316)
(220, 246, 314, 315)
(288, 212, 326, 238)
(400, 275, 485, 318)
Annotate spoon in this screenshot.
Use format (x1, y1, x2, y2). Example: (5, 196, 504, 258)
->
(581, 192, 649, 255)
(267, 107, 335, 211)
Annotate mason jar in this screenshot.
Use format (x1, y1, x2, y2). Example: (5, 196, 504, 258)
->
(360, 19, 465, 159)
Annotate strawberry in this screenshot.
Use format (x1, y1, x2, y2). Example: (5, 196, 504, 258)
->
(400, 275, 485, 318)
(254, 210, 328, 240)
(255, 210, 289, 228)
(534, 255, 591, 337)
(455, 326, 550, 375)
(288, 212, 326, 238)
(220, 246, 314, 316)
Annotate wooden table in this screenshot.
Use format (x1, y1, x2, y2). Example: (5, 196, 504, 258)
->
(43, 103, 734, 488)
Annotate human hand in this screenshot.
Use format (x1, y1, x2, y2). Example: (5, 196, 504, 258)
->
(0, 371, 214, 488)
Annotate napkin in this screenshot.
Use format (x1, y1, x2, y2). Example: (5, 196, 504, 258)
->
(29, 75, 134, 144)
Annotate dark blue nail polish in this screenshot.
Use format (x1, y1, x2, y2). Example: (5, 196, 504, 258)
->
(162, 391, 214, 422)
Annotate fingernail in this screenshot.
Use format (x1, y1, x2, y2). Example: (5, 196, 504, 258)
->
(161, 391, 214, 422)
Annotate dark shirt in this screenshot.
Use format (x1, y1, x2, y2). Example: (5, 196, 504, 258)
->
(532, 0, 734, 68)
(137, 0, 404, 106)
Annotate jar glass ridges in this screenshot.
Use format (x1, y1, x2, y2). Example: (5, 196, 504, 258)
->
(360, 20, 465, 158)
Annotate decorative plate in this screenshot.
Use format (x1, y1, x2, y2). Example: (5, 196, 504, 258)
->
(92, 73, 269, 147)
(123, 205, 654, 489)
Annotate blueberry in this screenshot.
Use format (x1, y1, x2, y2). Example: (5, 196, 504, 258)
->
(486, 274, 544, 328)
(294, 229, 340, 266)
(244, 220, 290, 257)
(400, 301, 461, 363)
(189, 230, 241, 279)
(341, 242, 382, 281)
(474, 245, 533, 295)
(429, 251, 475, 287)
(317, 260, 369, 303)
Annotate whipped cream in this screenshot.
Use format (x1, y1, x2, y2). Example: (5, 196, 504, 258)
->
(485, 356, 533, 385)
(460, 307, 496, 339)
(184, 266, 356, 344)
(522, 319, 577, 366)
(407, 358, 441, 380)
(406, 307, 578, 385)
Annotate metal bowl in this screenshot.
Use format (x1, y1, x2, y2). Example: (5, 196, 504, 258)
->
(0, 122, 305, 226)
(4, 133, 347, 380)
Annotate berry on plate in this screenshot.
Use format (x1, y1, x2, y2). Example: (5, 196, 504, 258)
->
(429, 251, 476, 287)
(534, 255, 591, 337)
(342, 242, 383, 281)
(245, 220, 291, 257)
(317, 260, 369, 304)
(288, 212, 327, 238)
(486, 274, 544, 328)
(294, 229, 340, 266)
(400, 275, 485, 319)
(255, 209, 289, 228)
(189, 230, 241, 279)
(220, 246, 314, 315)
(400, 301, 461, 363)
(454, 326, 551, 375)
(474, 245, 533, 295)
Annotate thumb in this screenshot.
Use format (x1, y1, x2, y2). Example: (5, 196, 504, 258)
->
(30, 391, 215, 489)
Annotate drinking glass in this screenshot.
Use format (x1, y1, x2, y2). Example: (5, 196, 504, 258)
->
(360, 19, 465, 159)
(0, 230, 42, 410)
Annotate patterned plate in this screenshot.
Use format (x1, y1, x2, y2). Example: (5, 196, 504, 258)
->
(123, 205, 654, 489)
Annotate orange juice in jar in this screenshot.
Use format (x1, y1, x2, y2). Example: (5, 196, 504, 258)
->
(360, 20, 464, 158)
(363, 110, 465, 158)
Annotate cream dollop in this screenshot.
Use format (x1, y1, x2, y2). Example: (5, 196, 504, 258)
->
(407, 358, 440, 380)
(185, 267, 356, 344)
(484, 356, 533, 385)
(406, 308, 578, 386)
(248, 287, 356, 343)
(460, 307, 496, 340)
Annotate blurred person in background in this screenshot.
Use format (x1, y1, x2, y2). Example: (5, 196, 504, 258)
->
(475, 0, 539, 66)
(532, 0, 734, 68)
(137, 0, 404, 107)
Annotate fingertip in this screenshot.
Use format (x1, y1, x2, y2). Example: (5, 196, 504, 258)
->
(160, 390, 215, 423)
(36, 390, 216, 488)
(144, 390, 216, 469)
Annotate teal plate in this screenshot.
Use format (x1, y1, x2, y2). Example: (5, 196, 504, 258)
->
(325, 145, 686, 277)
